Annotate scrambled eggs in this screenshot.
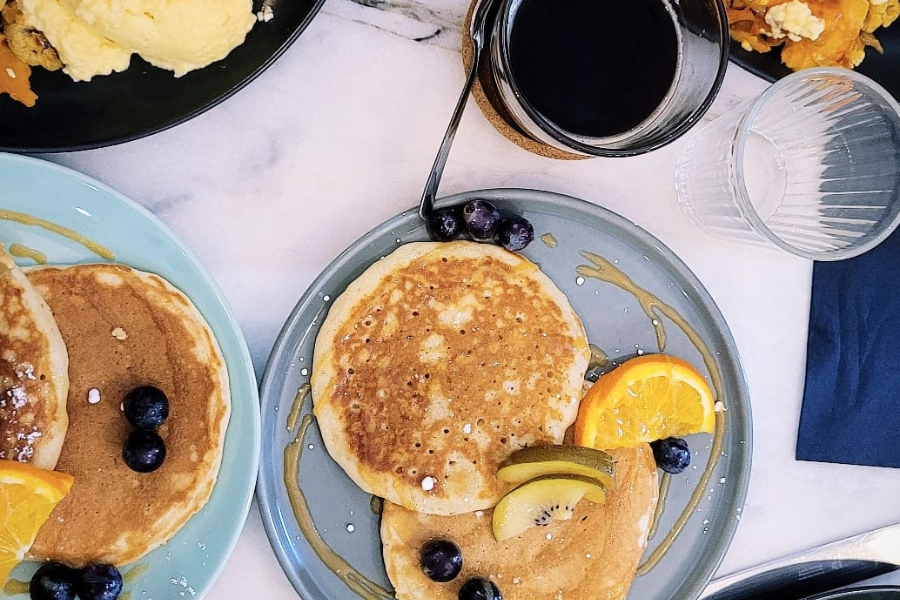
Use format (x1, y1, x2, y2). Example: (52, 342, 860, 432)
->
(765, 0, 826, 41)
(727, 0, 900, 70)
(15, 0, 255, 82)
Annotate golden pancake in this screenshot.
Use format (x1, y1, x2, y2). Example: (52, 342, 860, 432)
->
(26, 264, 230, 566)
(0, 241, 68, 469)
(312, 241, 590, 516)
(381, 446, 659, 600)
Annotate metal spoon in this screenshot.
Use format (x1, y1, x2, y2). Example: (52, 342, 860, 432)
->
(418, 0, 498, 221)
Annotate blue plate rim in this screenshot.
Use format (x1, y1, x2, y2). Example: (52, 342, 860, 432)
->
(255, 187, 753, 600)
(0, 151, 262, 598)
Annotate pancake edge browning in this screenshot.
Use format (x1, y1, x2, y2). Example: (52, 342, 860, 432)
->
(0, 242, 68, 469)
(26, 264, 230, 565)
(311, 241, 590, 515)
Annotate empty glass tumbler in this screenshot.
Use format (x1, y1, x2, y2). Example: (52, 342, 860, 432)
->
(675, 68, 900, 260)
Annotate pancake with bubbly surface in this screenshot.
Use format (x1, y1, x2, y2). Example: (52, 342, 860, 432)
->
(26, 264, 230, 566)
(381, 445, 659, 600)
(0, 242, 68, 469)
(312, 241, 590, 516)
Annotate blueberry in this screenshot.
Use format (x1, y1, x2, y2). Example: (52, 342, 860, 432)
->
(122, 386, 169, 430)
(420, 539, 462, 582)
(77, 564, 123, 600)
(462, 200, 502, 242)
(428, 207, 463, 242)
(122, 429, 166, 473)
(651, 437, 691, 474)
(458, 578, 502, 600)
(497, 215, 534, 251)
(29, 562, 78, 600)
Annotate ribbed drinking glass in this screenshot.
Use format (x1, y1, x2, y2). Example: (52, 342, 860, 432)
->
(675, 68, 900, 260)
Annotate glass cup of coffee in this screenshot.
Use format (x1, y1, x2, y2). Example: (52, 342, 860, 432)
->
(489, 0, 729, 157)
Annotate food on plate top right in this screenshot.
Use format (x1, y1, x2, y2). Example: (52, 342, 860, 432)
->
(726, 0, 899, 70)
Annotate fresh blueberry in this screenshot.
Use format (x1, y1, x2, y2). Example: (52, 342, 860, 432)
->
(651, 437, 691, 474)
(77, 564, 123, 600)
(29, 562, 78, 600)
(462, 200, 502, 242)
(497, 215, 534, 251)
(122, 429, 166, 473)
(122, 386, 169, 430)
(420, 539, 462, 582)
(458, 578, 502, 600)
(428, 207, 463, 242)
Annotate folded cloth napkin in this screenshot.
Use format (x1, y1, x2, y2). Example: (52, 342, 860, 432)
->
(797, 226, 900, 468)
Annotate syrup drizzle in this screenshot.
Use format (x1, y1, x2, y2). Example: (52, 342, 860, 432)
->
(8, 243, 47, 265)
(575, 251, 726, 575)
(283, 388, 394, 600)
(282, 247, 731, 597)
(0, 209, 115, 261)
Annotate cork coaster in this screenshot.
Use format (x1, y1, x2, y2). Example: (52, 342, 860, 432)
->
(461, 0, 586, 160)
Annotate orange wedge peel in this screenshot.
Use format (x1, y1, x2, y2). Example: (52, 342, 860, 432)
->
(574, 354, 715, 450)
(0, 461, 74, 587)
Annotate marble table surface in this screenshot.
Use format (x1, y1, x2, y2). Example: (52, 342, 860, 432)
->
(28, 0, 900, 597)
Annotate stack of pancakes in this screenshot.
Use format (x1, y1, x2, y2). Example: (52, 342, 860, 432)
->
(0, 242, 68, 469)
(0, 243, 230, 566)
(311, 241, 659, 600)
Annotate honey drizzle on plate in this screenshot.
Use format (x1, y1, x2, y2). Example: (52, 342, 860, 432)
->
(123, 562, 149, 583)
(282, 248, 729, 597)
(0, 209, 115, 261)
(283, 389, 394, 600)
(2, 578, 28, 595)
(587, 343, 610, 370)
(8, 243, 47, 265)
(540, 233, 558, 248)
(576, 251, 723, 393)
(648, 472, 671, 540)
(638, 412, 726, 575)
(286, 384, 310, 432)
(575, 250, 726, 575)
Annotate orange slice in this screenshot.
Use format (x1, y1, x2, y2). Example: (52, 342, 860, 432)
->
(0, 461, 74, 586)
(573, 354, 715, 450)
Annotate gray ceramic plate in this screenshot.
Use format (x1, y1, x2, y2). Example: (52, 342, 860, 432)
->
(257, 188, 752, 600)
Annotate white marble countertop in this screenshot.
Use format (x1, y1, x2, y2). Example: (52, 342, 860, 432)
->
(33, 0, 900, 597)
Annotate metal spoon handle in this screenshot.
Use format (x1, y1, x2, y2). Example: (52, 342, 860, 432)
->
(418, 52, 482, 221)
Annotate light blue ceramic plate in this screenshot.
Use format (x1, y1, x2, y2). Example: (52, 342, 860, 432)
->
(0, 153, 260, 600)
(258, 189, 753, 600)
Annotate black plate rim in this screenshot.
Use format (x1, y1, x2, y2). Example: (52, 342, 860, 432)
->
(807, 585, 900, 600)
(728, 41, 787, 84)
(727, 28, 900, 97)
(2, 0, 327, 154)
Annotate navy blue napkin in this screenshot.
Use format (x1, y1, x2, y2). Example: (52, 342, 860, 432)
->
(797, 227, 900, 468)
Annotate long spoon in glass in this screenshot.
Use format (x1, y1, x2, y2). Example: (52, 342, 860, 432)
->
(418, 0, 497, 221)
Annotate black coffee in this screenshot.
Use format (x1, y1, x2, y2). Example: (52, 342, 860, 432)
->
(508, 0, 679, 138)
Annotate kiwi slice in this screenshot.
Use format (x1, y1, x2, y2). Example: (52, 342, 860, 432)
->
(491, 474, 608, 541)
(496, 445, 616, 489)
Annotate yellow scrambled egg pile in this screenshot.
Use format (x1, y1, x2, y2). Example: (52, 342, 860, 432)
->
(727, 0, 900, 70)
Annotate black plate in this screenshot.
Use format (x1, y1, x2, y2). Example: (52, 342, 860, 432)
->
(807, 586, 900, 600)
(0, 0, 325, 153)
(729, 22, 900, 99)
